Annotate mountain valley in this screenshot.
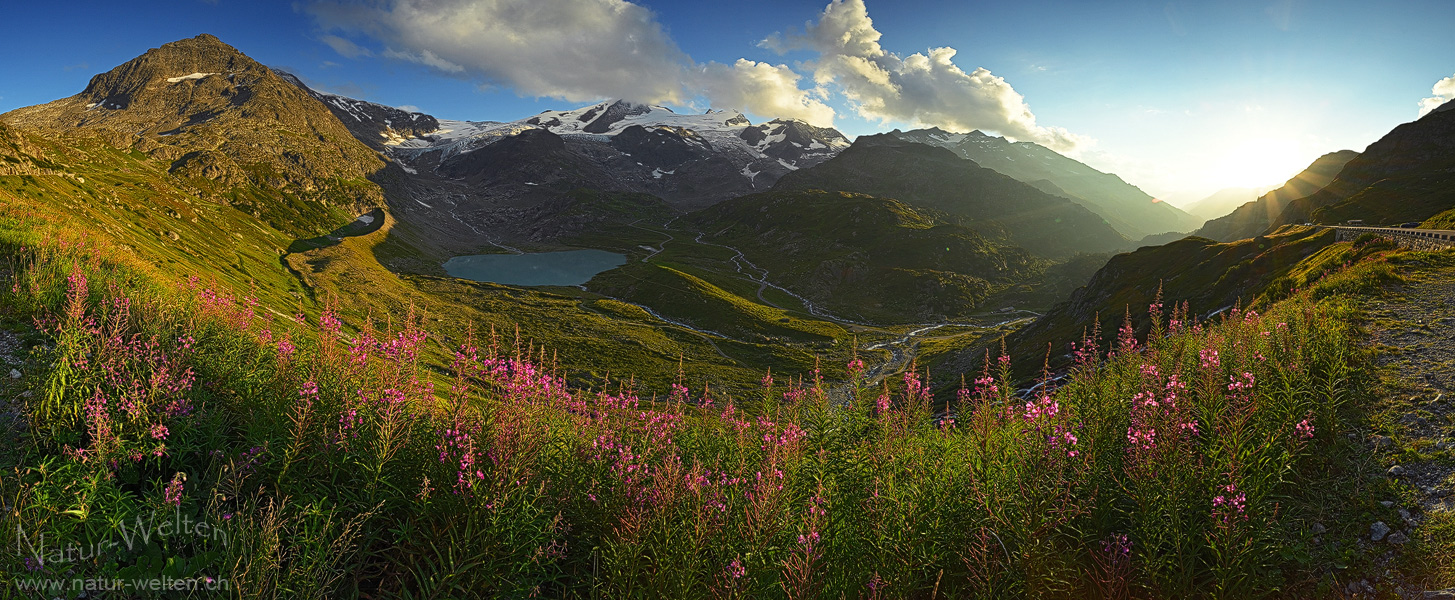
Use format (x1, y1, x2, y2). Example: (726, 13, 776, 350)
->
(5, 30, 1455, 598)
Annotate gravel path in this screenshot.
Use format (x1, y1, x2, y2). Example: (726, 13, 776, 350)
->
(1362, 263, 1455, 598)
(1368, 268, 1455, 515)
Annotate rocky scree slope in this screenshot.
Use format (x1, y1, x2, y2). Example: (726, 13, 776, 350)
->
(272, 69, 439, 151)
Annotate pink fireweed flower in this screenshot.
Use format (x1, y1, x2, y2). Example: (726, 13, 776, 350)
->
(1212, 482, 1248, 524)
(1226, 372, 1256, 397)
(1199, 348, 1220, 369)
(1023, 395, 1060, 421)
(276, 336, 296, 358)
(163, 472, 186, 507)
(974, 375, 998, 397)
(1132, 391, 1158, 408)
(338, 408, 361, 440)
(728, 559, 746, 579)
(1180, 420, 1201, 436)
(1101, 533, 1132, 558)
(150, 423, 169, 440)
(320, 310, 343, 335)
(875, 392, 890, 414)
(903, 371, 926, 401)
(847, 358, 866, 376)
(1047, 426, 1080, 457)
(299, 381, 319, 399)
(176, 335, 195, 351)
(1295, 418, 1315, 440)
(1127, 424, 1157, 451)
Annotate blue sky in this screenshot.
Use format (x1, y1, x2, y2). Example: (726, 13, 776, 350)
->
(2, 0, 1453, 203)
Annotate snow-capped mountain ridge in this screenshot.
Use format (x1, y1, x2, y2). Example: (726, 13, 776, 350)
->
(270, 69, 440, 151)
(385, 99, 849, 166)
(352, 97, 853, 208)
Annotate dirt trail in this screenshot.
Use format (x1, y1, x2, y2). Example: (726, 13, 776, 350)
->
(1367, 266, 1455, 515)
(1358, 262, 1455, 597)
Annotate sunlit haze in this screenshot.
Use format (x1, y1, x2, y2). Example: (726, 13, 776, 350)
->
(2, 0, 1453, 204)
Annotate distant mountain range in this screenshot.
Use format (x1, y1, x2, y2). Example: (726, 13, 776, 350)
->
(1179, 186, 1273, 221)
(770, 134, 1129, 258)
(1192, 150, 1359, 242)
(887, 127, 1202, 240)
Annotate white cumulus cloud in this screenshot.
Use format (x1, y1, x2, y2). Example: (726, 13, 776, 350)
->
(764, 0, 1087, 152)
(306, 0, 835, 126)
(1418, 73, 1455, 117)
(696, 60, 835, 126)
(308, 0, 689, 103)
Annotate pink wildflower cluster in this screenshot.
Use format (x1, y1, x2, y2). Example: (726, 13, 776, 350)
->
(437, 422, 484, 493)
(1022, 393, 1081, 458)
(1295, 418, 1315, 440)
(55, 286, 199, 468)
(1125, 365, 1198, 467)
(1199, 348, 1220, 369)
(163, 472, 185, 507)
(1211, 481, 1248, 524)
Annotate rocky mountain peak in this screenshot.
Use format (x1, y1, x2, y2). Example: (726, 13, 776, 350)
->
(0, 34, 388, 235)
(583, 100, 656, 133)
(79, 34, 260, 109)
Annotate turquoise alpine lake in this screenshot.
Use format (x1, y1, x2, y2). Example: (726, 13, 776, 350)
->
(443, 250, 627, 286)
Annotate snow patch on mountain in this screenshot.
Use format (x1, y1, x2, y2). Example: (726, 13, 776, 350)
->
(166, 72, 217, 83)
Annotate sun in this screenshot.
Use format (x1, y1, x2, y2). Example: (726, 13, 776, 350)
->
(1212, 137, 1308, 189)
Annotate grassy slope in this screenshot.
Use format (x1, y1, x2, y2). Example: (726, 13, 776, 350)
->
(685, 189, 1043, 323)
(0, 199, 1419, 597)
(0, 123, 834, 398)
(590, 260, 848, 343)
(985, 226, 1342, 379)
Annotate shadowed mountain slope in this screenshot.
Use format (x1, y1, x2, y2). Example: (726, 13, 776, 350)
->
(771, 135, 1128, 258)
(683, 189, 1042, 322)
(1194, 150, 1358, 242)
(890, 127, 1201, 239)
(1271, 104, 1455, 228)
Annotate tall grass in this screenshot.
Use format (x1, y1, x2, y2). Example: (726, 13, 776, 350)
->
(0, 206, 1384, 598)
